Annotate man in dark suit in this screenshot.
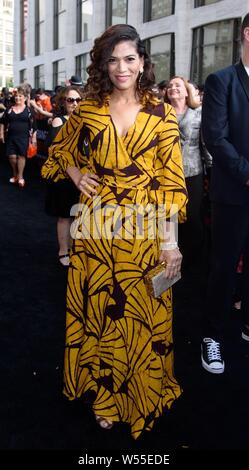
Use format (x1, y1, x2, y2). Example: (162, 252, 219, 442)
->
(201, 13, 249, 373)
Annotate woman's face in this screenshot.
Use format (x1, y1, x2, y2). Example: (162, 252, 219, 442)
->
(107, 40, 144, 92)
(15, 93, 25, 105)
(166, 78, 188, 102)
(64, 89, 82, 115)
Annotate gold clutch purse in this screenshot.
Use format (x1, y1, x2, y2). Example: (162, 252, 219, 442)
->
(144, 262, 181, 298)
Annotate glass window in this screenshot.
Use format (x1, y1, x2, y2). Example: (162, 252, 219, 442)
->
(191, 19, 241, 84)
(54, 0, 66, 49)
(20, 0, 28, 60)
(34, 64, 45, 89)
(20, 69, 27, 83)
(144, 0, 174, 22)
(106, 0, 127, 27)
(144, 34, 174, 82)
(58, 13, 66, 48)
(35, 0, 45, 55)
(76, 0, 93, 42)
(53, 59, 66, 88)
(6, 76, 13, 87)
(59, 0, 67, 8)
(75, 53, 90, 82)
(5, 54, 13, 66)
(3, 0, 13, 8)
(195, 0, 221, 6)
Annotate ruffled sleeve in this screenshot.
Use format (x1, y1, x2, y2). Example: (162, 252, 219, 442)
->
(41, 103, 89, 182)
(149, 103, 188, 222)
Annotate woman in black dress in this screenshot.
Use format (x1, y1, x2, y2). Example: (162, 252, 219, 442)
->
(45, 86, 84, 266)
(0, 86, 32, 187)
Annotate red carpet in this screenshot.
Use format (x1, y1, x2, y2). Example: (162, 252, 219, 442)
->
(0, 156, 248, 461)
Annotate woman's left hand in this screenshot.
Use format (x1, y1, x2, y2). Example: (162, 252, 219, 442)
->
(159, 248, 182, 279)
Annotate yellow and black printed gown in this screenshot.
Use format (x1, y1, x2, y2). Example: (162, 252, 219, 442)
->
(42, 98, 187, 439)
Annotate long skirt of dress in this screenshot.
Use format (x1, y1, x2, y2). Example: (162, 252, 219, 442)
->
(63, 185, 181, 439)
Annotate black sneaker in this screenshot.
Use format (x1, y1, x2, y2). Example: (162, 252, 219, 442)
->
(201, 338, 225, 374)
(242, 326, 249, 341)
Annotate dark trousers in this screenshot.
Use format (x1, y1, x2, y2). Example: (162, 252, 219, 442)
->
(203, 202, 249, 342)
(179, 173, 204, 268)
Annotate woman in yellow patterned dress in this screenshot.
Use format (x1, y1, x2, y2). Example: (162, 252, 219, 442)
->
(42, 24, 187, 439)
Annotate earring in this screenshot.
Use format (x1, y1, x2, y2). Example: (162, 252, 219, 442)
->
(138, 70, 144, 89)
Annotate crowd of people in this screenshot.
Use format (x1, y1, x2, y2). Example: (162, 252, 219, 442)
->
(0, 74, 85, 181)
(0, 15, 249, 440)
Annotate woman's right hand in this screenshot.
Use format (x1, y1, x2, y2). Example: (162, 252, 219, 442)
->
(77, 172, 100, 197)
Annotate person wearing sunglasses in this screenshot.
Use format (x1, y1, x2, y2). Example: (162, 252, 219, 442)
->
(45, 86, 84, 266)
(64, 97, 82, 104)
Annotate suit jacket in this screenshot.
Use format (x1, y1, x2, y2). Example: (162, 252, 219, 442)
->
(202, 59, 249, 205)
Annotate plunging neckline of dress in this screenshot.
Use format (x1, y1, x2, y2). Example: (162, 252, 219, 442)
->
(107, 102, 144, 140)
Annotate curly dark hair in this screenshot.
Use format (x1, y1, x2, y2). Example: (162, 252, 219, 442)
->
(84, 24, 157, 107)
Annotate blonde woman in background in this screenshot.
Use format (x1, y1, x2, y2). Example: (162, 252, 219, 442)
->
(166, 76, 211, 269)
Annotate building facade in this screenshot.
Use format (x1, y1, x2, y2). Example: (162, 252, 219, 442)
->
(0, 0, 14, 88)
(14, 0, 249, 90)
